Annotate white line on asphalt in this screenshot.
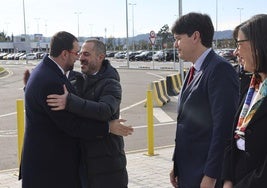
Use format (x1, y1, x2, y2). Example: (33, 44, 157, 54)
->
(153, 107, 173, 123)
(0, 129, 17, 137)
(0, 112, 16, 118)
(146, 72, 165, 79)
(120, 99, 146, 112)
(132, 121, 176, 129)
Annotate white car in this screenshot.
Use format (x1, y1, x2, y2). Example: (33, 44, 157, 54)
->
(19, 53, 37, 60)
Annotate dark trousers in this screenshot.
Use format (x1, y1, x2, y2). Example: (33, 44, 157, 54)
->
(87, 168, 128, 188)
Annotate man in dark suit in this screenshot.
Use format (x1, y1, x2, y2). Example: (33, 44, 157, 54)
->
(169, 13, 240, 188)
(47, 39, 129, 188)
(20, 31, 133, 188)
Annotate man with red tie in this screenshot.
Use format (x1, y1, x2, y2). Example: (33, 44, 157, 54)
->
(169, 13, 240, 188)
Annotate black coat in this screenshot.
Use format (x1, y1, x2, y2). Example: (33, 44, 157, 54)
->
(233, 64, 252, 104)
(65, 60, 126, 175)
(21, 55, 109, 188)
(222, 95, 267, 188)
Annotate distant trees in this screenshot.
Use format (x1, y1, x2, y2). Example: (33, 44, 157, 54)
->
(156, 24, 174, 50)
(0, 32, 11, 42)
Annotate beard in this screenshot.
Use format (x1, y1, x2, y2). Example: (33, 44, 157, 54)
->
(80, 60, 97, 75)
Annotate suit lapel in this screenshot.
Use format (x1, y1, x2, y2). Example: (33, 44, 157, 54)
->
(177, 50, 215, 117)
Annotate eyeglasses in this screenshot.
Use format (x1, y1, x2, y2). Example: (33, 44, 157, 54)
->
(235, 39, 249, 48)
(68, 50, 80, 56)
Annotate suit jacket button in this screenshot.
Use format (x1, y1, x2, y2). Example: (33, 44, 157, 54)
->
(246, 152, 250, 157)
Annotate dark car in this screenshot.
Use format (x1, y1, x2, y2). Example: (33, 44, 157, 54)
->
(106, 51, 116, 57)
(128, 51, 141, 61)
(153, 49, 179, 62)
(219, 49, 237, 62)
(165, 49, 179, 62)
(134, 51, 154, 61)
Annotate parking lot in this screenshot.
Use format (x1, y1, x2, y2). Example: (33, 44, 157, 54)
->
(0, 59, 190, 171)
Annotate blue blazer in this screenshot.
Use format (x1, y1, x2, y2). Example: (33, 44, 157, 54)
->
(173, 50, 239, 187)
(21, 54, 109, 188)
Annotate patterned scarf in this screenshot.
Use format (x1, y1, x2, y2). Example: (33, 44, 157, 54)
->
(235, 74, 267, 139)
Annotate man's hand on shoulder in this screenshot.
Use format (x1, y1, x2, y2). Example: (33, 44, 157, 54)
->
(23, 69, 30, 85)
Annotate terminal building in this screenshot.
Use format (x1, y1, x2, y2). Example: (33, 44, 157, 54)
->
(0, 34, 104, 53)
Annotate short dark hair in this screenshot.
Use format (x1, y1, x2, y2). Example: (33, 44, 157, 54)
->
(171, 12, 214, 48)
(240, 14, 267, 73)
(49, 31, 78, 57)
(85, 38, 106, 56)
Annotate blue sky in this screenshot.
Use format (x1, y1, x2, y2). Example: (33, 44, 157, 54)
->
(1, 0, 266, 38)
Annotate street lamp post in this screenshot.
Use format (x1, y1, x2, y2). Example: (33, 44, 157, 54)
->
(22, 0, 27, 38)
(74, 12, 82, 38)
(178, 0, 184, 82)
(237, 8, 244, 23)
(34, 18, 40, 33)
(125, 0, 129, 68)
(129, 3, 136, 51)
(104, 28, 107, 45)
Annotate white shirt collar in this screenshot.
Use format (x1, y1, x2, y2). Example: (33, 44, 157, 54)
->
(48, 55, 65, 75)
(193, 48, 212, 72)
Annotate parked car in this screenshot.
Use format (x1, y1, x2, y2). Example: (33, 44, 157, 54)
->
(134, 51, 154, 61)
(0, 53, 8, 60)
(219, 49, 236, 62)
(114, 51, 126, 59)
(19, 53, 37, 60)
(127, 51, 141, 61)
(152, 50, 165, 61)
(152, 49, 179, 62)
(165, 49, 179, 62)
(34, 52, 44, 59)
(106, 51, 116, 57)
(14, 53, 25, 60)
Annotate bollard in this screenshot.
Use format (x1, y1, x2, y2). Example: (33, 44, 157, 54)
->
(16, 99, 25, 166)
(146, 90, 155, 156)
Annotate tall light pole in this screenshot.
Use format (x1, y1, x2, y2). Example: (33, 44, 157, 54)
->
(125, 0, 129, 68)
(34, 17, 40, 33)
(215, 0, 218, 48)
(22, 0, 27, 38)
(178, 0, 182, 17)
(74, 12, 82, 38)
(237, 8, 244, 23)
(178, 0, 184, 82)
(44, 20, 47, 36)
(104, 27, 107, 45)
(129, 3, 136, 51)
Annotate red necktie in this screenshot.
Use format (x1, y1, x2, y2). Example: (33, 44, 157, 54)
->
(187, 66, 195, 85)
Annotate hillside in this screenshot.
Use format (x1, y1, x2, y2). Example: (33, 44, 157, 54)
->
(125, 30, 233, 42)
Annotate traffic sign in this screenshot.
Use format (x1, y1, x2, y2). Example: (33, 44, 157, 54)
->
(149, 30, 156, 45)
(150, 30, 156, 38)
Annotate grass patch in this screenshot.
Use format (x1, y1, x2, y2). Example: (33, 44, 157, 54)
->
(0, 66, 4, 72)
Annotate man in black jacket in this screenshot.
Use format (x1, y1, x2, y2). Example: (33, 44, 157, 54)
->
(47, 39, 131, 188)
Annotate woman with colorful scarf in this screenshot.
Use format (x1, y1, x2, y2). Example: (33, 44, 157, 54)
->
(222, 14, 267, 188)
